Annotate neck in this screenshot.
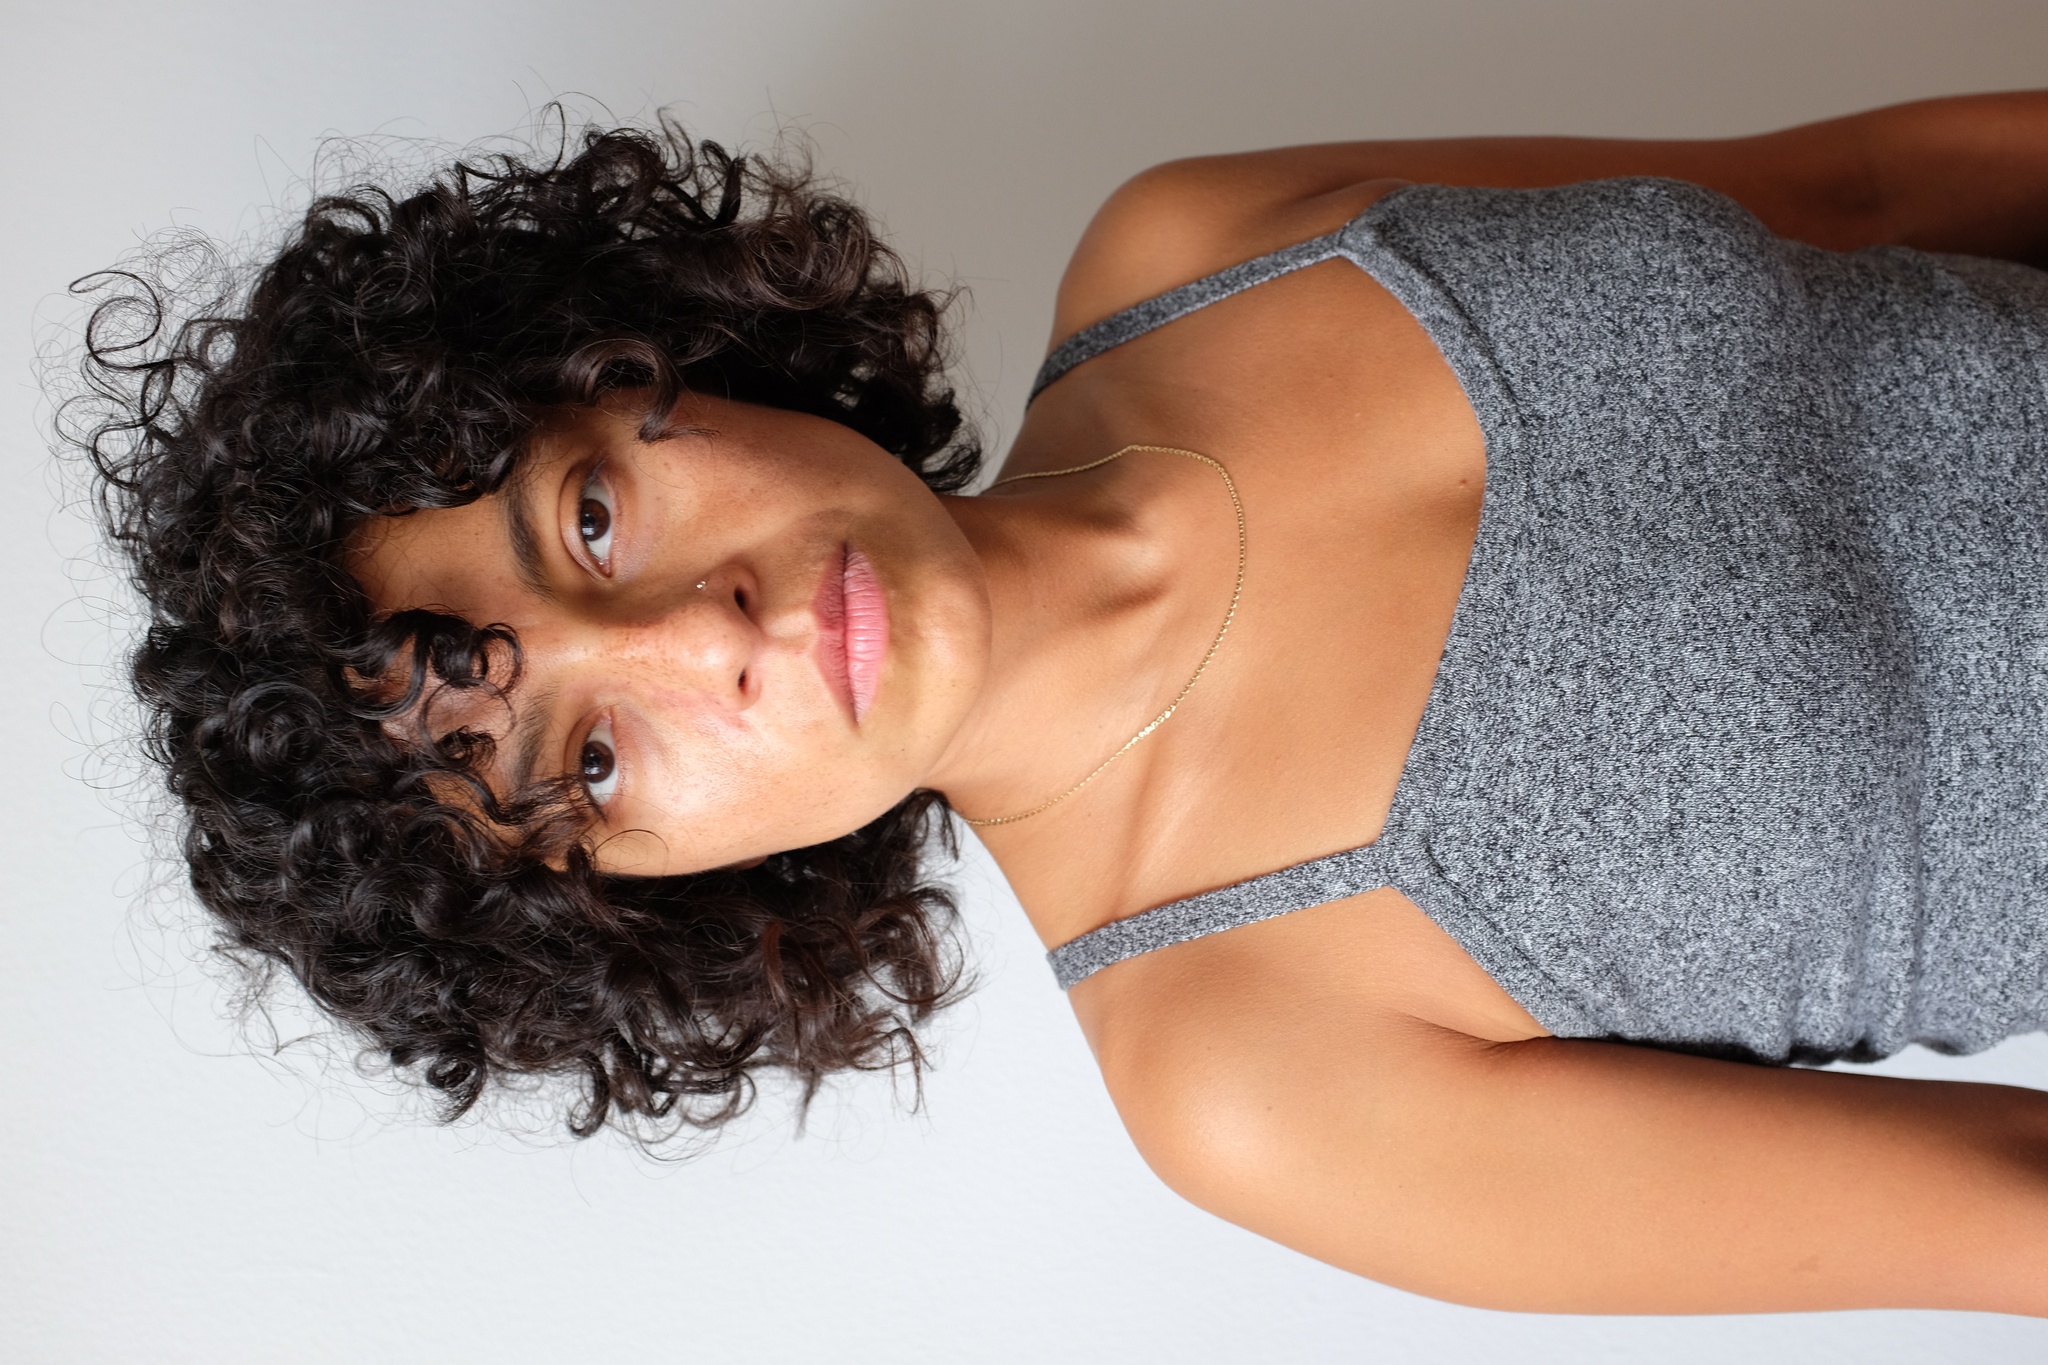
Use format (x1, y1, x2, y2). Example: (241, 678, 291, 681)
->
(922, 452, 1230, 825)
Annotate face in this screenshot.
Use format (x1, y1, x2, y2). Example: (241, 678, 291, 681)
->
(350, 392, 990, 875)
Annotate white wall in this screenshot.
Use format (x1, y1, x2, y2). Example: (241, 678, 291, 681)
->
(8, 2, 2048, 1361)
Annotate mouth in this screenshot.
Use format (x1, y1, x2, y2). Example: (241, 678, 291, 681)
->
(813, 542, 889, 722)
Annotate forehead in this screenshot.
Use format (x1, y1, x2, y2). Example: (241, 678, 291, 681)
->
(345, 405, 607, 619)
(347, 491, 548, 790)
(349, 496, 514, 624)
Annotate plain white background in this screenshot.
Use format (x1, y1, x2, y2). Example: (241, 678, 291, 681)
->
(9, 2, 2048, 1361)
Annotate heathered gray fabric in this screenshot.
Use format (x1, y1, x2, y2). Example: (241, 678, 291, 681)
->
(1031, 232, 1351, 400)
(1037, 179, 2048, 1064)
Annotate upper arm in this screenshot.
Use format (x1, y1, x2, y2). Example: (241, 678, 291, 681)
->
(1043, 124, 1877, 351)
(1051, 90, 2048, 351)
(1043, 128, 1872, 351)
(1084, 933, 2048, 1316)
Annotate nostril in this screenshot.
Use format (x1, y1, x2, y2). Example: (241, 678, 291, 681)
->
(737, 669, 749, 691)
(734, 585, 749, 612)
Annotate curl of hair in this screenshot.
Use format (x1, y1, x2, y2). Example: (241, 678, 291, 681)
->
(69, 116, 978, 1142)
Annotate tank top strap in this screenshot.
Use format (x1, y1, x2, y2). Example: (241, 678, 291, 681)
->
(1028, 227, 1352, 402)
(1046, 842, 1399, 989)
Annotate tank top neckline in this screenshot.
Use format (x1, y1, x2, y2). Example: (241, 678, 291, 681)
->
(1025, 191, 1500, 991)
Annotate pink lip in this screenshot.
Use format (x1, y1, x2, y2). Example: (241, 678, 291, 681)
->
(813, 543, 889, 722)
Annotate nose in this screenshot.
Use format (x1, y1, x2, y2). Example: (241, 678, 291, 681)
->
(549, 581, 764, 710)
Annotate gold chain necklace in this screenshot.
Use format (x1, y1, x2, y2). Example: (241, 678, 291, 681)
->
(957, 444, 1247, 828)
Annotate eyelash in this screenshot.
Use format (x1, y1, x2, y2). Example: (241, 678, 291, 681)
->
(579, 716, 619, 808)
(577, 465, 616, 571)
(569, 467, 620, 809)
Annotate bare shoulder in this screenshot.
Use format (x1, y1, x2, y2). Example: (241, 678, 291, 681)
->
(1067, 888, 1544, 1176)
(1066, 890, 2048, 1314)
(1049, 154, 1410, 348)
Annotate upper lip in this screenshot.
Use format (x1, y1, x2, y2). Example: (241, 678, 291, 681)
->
(839, 544, 886, 721)
(812, 544, 855, 719)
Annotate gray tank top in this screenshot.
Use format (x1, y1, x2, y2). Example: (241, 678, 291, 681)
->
(1033, 179, 2048, 1065)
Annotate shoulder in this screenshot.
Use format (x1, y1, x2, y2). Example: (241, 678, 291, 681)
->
(1048, 155, 1410, 348)
(1067, 889, 1542, 1206)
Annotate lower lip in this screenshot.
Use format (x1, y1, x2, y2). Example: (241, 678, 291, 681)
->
(819, 544, 889, 721)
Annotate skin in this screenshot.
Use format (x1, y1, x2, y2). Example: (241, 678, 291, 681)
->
(355, 91, 2048, 1314)
(350, 397, 994, 874)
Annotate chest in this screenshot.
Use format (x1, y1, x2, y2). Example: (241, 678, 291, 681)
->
(988, 259, 1543, 1032)
(997, 260, 1476, 902)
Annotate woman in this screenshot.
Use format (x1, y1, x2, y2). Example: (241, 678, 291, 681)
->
(78, 90, 2048, 1315)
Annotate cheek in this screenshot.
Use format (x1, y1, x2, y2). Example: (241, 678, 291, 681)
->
(728, 722, 910, 834)
(612, 713, 907, 872)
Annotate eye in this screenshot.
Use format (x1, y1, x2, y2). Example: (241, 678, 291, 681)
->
(577, 466, 616, 570)
(579, 717, 619, 807)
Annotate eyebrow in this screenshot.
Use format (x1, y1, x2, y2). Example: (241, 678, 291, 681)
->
(501, 477, 558, 603)
(505, 681, 563, 794)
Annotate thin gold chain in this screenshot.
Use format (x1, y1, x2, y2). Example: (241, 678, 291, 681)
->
(957, 445, 1247, 828)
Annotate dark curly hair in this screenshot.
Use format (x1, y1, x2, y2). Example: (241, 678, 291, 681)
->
(70, 116, 981, 1142)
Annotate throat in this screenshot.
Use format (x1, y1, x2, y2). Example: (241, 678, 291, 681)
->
(928, 446, 1246, 830)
